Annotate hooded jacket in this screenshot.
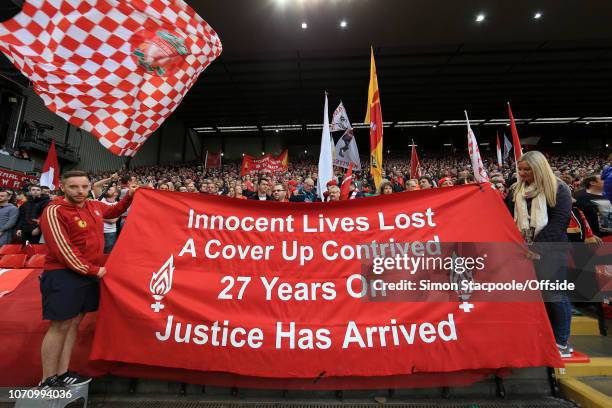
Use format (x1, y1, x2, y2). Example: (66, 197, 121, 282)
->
(40, 194, 132, 275)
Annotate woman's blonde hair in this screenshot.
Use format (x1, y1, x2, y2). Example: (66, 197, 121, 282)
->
(512, 151, 558, 206)
(377, 179, 393, 195)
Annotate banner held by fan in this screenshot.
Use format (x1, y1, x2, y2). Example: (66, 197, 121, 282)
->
(0, 0, 222, 157)
(91, 187, 563, 380)
(241, 150, 289, 176)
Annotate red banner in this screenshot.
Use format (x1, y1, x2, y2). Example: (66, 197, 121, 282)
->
(205, 151, 221, 169)
(0, 168, 36, 189)
(91, 185, 561, 382)
(0, 272, 508, 388)
(0, 269, 36, 297)
(241, 150, 288, 176)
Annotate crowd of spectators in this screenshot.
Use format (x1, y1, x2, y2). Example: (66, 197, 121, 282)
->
(80, 151, 609, 248)
(84, 151, 609, 200)
(0, 151, 609, 252)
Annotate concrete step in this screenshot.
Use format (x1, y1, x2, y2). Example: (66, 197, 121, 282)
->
(570, 335, 612, 358)
(99, 397, 580, 407)
(556, 339, 612, 408)
(579, 376, 612, 398)
(86, 367, 554, 400)
(0, 396, 578, 408)
(0, 368, 569, 407)
(0, 399, 581, 408)
(560, 376, 611, 408)
(570, 316, 600, 336)
(563, 358, 612, 377)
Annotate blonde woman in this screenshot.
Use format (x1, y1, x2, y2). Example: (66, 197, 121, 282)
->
(505, 151, 573, 357)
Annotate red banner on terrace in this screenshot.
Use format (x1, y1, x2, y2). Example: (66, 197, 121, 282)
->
(204, 151, 221, 169)
(0, 168, 36, 189)
(241, 149, 288, 176)
(91, 185, 561, 381)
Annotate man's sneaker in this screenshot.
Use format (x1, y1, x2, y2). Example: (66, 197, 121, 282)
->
(57, 371, 92, 386)
(557, 344, 572, 358)
(37, 375, 65, 390)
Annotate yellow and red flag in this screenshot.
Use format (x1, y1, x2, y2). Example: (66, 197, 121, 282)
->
(364, 48, 383, 189)
(278, 149, 289, 168)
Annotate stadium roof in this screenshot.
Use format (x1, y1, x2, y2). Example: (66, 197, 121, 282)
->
(2, 0, 612, 130)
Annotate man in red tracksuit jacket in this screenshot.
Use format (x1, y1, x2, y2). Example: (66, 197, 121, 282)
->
(38, 170, 139, 389)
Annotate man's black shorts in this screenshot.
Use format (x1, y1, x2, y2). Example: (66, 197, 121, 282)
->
(39, 269, 99, 321)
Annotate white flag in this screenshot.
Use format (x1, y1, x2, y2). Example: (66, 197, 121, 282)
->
(503, 133, 512, 160)
(318, 94, 334, 200)
(496, 133, 503, 168)
(465, 111, 489, 183)
(333, 128, 361, 170)
(331, 102, 352, 132)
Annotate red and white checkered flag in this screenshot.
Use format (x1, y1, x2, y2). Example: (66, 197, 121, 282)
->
(0, 0, 222, 156)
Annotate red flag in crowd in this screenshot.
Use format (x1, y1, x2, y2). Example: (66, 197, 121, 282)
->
(496, 132, 503, 168)
(507, 102, 523, 174)
(0, 0, 222, 156)
(40, 140, 60, 191)
(205, 151, 222, 169)
(410, 142, 422, 179)
(340, 163, 353, 200)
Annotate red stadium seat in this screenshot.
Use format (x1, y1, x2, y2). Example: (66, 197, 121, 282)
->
(0, 254, 27, 268)
(25, 254, 46, 269)
(0, 245, 23, 255)
(24, 244, 48, 256)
